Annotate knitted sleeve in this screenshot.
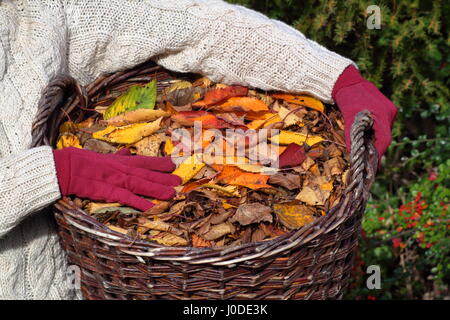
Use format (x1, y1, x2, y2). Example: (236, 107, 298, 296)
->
(0, 146, 61, 238)
(64, 0, 353, 103)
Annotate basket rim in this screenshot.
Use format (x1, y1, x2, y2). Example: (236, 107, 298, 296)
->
(37, 61, 377, 265)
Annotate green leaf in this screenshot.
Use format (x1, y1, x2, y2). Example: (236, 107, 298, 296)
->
(103, 80, 157, 120)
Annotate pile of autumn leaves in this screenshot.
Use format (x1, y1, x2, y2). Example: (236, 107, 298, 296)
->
(57, 77, 349, 247)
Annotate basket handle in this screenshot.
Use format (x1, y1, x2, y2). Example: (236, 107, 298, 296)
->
(346, 110, 378, 201)
(31, 75, 86, 148)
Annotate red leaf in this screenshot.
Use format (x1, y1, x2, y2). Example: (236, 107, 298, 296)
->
(172, 111, 234, 129)
(192, 86, 248, 107)
(278, 143, 306, 168)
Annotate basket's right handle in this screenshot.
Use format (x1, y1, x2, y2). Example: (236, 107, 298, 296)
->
(346, 110, 378, 201)
(31, 75, 86, 148)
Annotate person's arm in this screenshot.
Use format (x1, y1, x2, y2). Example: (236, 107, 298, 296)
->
(0, 146, 61, 238)
(62, 0, 396, 159)
(63, 0, 353, 104)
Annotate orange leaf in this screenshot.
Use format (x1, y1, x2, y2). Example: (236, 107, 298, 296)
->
(171, 111, 233, 129)
(214, 97, 268, 113)
(181, 173, 219, 193)
(212, 165, 271, 190)
(192, 86, 248, 107)
(271, 93, 324, 112)
(192, 234, 213, 248)
(273, 201, 316, 229)
(247, 113, 281, 129)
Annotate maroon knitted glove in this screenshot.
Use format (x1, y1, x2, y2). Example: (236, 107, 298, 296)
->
(332, 65, 397, 162)
(53, 147, 181, 211)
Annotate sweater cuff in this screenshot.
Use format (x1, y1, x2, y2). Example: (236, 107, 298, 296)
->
(13, 146, 61, 213)
(331, 65, 364, 100)
(297, 45, 355, 104)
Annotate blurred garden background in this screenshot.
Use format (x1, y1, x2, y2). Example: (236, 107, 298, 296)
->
(227, 0, 450, 299)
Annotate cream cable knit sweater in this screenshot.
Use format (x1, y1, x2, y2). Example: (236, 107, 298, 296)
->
(0, 0, 353, 299)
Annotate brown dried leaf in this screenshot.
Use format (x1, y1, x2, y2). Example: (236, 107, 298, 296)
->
(165, 86, 205, 106)
(251, 228, 266, 242)
(323, 157, 345, 176)
(202, 222, 235, 241)
(301, 156, 315, 171)
(326, 144, 342, 157)
(268, 173, 301, 190)
(133, 132, 166, 157)
(138, 217, 183, 236)
(209, 210, 235, 225)
(83, 139, 117, 154)
(151, 232, 188, 246)
(230, 203, 273, 226)
(192, 234, 213, 248)
(296, 182, 331, 206)
(143, 201, 170, 216)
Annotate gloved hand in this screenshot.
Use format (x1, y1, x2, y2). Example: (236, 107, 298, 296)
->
(332, 65, 397, 162)
(53, 147, 181, 211)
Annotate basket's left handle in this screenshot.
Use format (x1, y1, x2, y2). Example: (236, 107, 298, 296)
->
(31, 75, 86, 148)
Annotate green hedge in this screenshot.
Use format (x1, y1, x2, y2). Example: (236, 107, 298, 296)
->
(227, 0, 450, 299)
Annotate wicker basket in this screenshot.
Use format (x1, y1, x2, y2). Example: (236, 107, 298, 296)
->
(31, 61, 378, 300)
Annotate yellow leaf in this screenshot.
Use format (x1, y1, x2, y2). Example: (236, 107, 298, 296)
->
(102, 109, 169, 126)
(59, 121, 77, 134)
(201, 183, 240, 197)
(236, 164, 278, 174)
(272, 93, 325, 112)
(107, 225, 128, 235)
(92, 117, 162, 144)
(95, 106, 108, 114)
(172, 154, 205, 184)
(202, 154, 250, 166)
(247, 119, 266, 130)
(276, 104, 303, 127)
(310, 164, 321, 176)
(164, 138, 175, 155)
(222, 200, 236, 209)
(85, 202, 121, 213)
(320, 181, 334, 191)
(269, 131, 324, 146)
(273, 201, 316, 229)
(192, 77, 212, 88)
(151, 233, 188, 246)
(296, 182, 331, 206)
(296, 186, 322, 206)
(214, 83, 229, 89)
(246, 113, 280, 130)
(139, 219, 173, 232)
(163, 80, 192, 94)
(56, 134, 82, 149)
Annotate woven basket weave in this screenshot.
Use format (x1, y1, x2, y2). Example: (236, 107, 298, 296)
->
(31, 61, 378, 300)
